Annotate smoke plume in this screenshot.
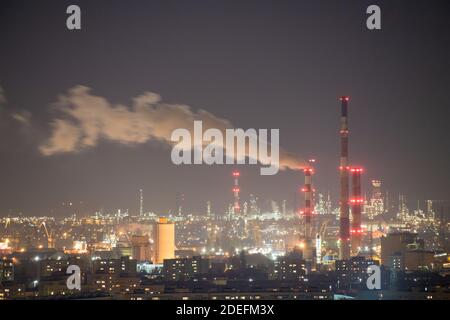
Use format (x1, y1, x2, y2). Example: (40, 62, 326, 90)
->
(40, 86, 306, 171)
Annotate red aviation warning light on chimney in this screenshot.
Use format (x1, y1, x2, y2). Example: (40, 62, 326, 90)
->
(232, 171, 240, 215)
(301, 159, 316, 263)
(339, 96, 351, 260)
(350, 167, 364, 256)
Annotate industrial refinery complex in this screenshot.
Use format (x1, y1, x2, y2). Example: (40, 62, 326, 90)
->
(0, 97, 448, 300)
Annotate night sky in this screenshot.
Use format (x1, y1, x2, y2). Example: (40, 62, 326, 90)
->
(0, 0, 449, 217)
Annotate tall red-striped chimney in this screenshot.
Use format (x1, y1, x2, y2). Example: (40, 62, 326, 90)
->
(232, 171, 240, 215)
(350, 167, 363, 256)
(302, 159, 315, 262)
(339, 96, 351, 260)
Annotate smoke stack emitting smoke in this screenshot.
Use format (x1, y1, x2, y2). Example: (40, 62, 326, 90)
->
(39, 86, 306, 171)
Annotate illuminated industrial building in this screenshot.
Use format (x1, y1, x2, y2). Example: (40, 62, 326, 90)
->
(153, 217, 175, 264)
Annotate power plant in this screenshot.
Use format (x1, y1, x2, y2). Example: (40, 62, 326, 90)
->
(0, 94, 445, 301)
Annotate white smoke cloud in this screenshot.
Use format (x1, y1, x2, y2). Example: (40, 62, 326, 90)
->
(41, 119, 81, 155)
(40, 86, 306, 170)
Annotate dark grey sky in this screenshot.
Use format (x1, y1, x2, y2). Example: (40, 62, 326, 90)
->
(0, 0, 449, 217)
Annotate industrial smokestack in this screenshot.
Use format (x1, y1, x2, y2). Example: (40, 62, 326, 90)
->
(350, 167, 363, 256)
(176, 192, 184, 217)
(339, 96, 350, 260)
(139, 189, 144, 217)
(232, 171, 241, 216)
(302, 159, 315, 262)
